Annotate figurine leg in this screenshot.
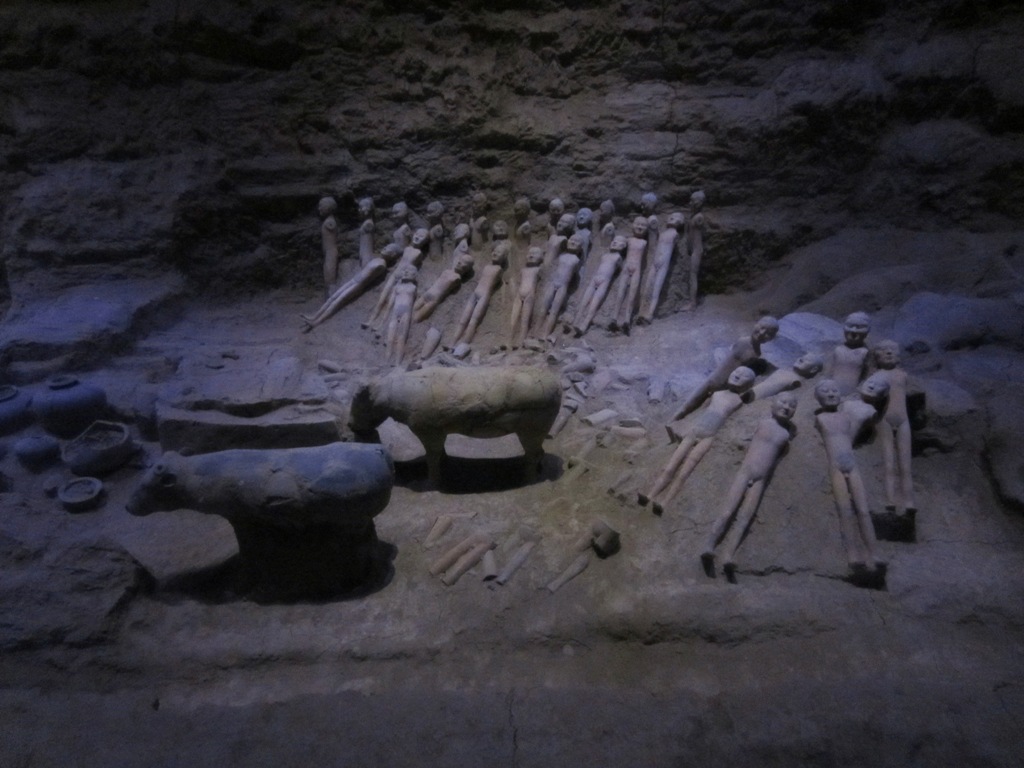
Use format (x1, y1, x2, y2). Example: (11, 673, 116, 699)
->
(640, 436, 695, 506)
(652, 437, 713, 514)
(831, 470, 870, 568)
(719, 479, 765, 568)
(879, 425, 899, 510)
(897, 420, 916, 511)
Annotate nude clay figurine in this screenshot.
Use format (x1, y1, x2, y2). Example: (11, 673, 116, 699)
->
(533, 233, 582, 340)
(544, 212, 576, 272)
(637, 211, 684, 325)
(357, 196, 375, 267)
(608, 216, 650, 334)
(640, 191, 660, 254)
(826, 311, 872, 395)
(451, 224, 509, 347)
(470, 191, 490, 250)
(672, 316, 780, 421)
(700, 391, 798, 580)
(426, 201, 446, 262)
(412, 250, 475, 323)
(510, 247, 544, 349)
(745, 353, 825, 402)
(318, 196, 340, 297)
(640, 366, 756, 516)
(386, 265, 418, 366)
(391, 202, 413, 251)
(301, 243, 403, 331)
(872, 340, 917, 514)
(682, 190, 706, 311)
(365, 227, 429, 331)
(814, 376, 889, 580)
(574, 207, 594, 267)
(545, 197, 565, 237)
(572, 235, 627, 337)
(597, 199, 617, 250)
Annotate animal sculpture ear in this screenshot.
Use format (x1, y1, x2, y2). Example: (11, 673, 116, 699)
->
(156, 466, 177, 487)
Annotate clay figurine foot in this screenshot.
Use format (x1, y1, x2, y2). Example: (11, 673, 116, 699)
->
(651, 499, 664, 516)
(722, 561, 738, 583)
(637, 491, 649, 507)
(636, 315, 651, 326)
(700, 551, 715, 577)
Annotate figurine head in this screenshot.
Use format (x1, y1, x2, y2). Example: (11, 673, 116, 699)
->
(426, 200, 445, 222)
(726, 366, 756, 392)
(576, 207, 593, 229)
(690, 190, 706, 210)
(873, 339, 900, 369)
(514, 196, 531, 220)
(491, 240, 511, 267)
(556, 212, 576, 236)
(411, 228, 429, 248)
(391, 201, 409, 221)
(566, 233, 583, 254)
(380, 243, 402, 265)
(793, 352, 824, 378)
(772, 391, 798, 422)
(640, 192, 658, 214)
(526, 246, 544, 267)
(631, 217, 649, 237)
(548, 197, 565, 218)
(843, 311, 871, 348)
(752, 316, 780, 344)
(471, 191, 488, 211)
(318, 196, 338, 218)
(814, 379, 842, 410)
(667, 212, 685, 230)
(452, 223, 471, 243)
(358, 197, 374, 218)
(599, 199, 615, 220)
(491, 219, 509, 239)
(454, 252, 475, 275)
(859, 372, 890, 403)
(610, 234, 628, 252)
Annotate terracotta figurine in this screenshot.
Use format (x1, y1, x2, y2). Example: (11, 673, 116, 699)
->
(451, 229, 509, 347)
(391, 201, 413, 251)
(534, 232, 582, 339)
(827, 311, 872, 395)
(386, 265, 418, 366)
(682, 190, 706, 311)
(412, 251, 475, 323)
(746, 353, 825, 402)
(510, 247, 544, 349)
(426, 200, 446, 261)
(318, 196, 340, 297)
(357, 196, 375, 267)
(637, 211, 684, 325)
(608, 216, 649, 334)
(572, 235, 627, 337)
(365, 227, 428, 331)
(301, 243, 402, 331)
(872, 340, 916, 514)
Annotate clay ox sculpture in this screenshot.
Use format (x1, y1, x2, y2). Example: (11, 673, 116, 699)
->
(814, 376, 888, 580)
(608, 216, 649, 334)
(672, 316, 780, 421)
(126, 444, 395, 598)
(301, 243, 402, 331)
(641, 366, 756, 515)
(510, 247, 544, 349)
(827, 311, 872, 395)
(701, 391, 798, 579)
(872, 340, 916, 515)
(637, 211, 684, 325)
(318, 196, 340, 296)
(682, 190, 706, 311)
(572, 234, 627, 337)
(349, 366, 561, 486)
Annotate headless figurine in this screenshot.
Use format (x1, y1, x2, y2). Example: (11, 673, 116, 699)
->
(672, 316, 779, 422)
(357, 196, 375, 267)
(827, 311, 871, 395)
(413, 251, 475, 323)
(872, 340, 916, 514)
(510, 247, 544, 349)
(641, 366, 756, 516)
(682, 190, 706, 311)
(572, 235, 627, 337)
(814, 376, 888, 580)
(426, 201, 446, 261)
(608, 216, 649, 334)
(534, 233, 582, 339)
(318, 196, 340, 297)
(746, 353, 824, 402)
(451, 233, 509, 347)
(365, 228, 428, 331)
(701, 391, 798, 579)
(386, 266, 418, 366)
(638, 211, 684, 325)
(391, 202, 413, 251)
(301, 243, 402, 331)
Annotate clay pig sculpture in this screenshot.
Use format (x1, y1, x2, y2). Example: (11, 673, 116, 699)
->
(349, 366, 561, 486)
(127, 443, 394, 599)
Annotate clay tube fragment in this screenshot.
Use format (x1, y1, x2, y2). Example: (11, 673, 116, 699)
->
(429, 534, 482, 576)
(423, 514, 453, 549)
(495, 539, 538, 586)
(442, 538, 496, 586)
(546, 552, 590, 593)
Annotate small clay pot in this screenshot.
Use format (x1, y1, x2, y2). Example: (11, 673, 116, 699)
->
(0, 384, 33, 435)
(34, 375, 108, 438)
(62, 420, 135, 476)
(58, 477, 104, 512)
(14, 435, 61, 471)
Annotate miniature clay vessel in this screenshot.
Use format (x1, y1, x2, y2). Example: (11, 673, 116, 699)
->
(62, 420, 135, 476)
(59, 477, 105, 512)
(34, 375, 108, 438)
(14, 435, 61, 470)
(0, 384, 33, 435)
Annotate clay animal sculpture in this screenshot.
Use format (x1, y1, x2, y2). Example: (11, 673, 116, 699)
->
(127, 443, 395, 599)
(349, 366, 561, 486)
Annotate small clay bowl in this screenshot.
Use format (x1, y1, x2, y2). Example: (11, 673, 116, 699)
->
(58, 477, 104, 512)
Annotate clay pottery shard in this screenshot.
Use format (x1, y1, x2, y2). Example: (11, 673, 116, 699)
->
(14, 435, 61, 471)
(62, 420, 135, 476)
(0, 384, 33, 435)
(34, 375, 108, 438)
(58, 476, 105, 512)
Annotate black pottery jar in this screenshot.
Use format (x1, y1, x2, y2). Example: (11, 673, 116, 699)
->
(0, 384, 33, 435)
(34, 375, 108, 438)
